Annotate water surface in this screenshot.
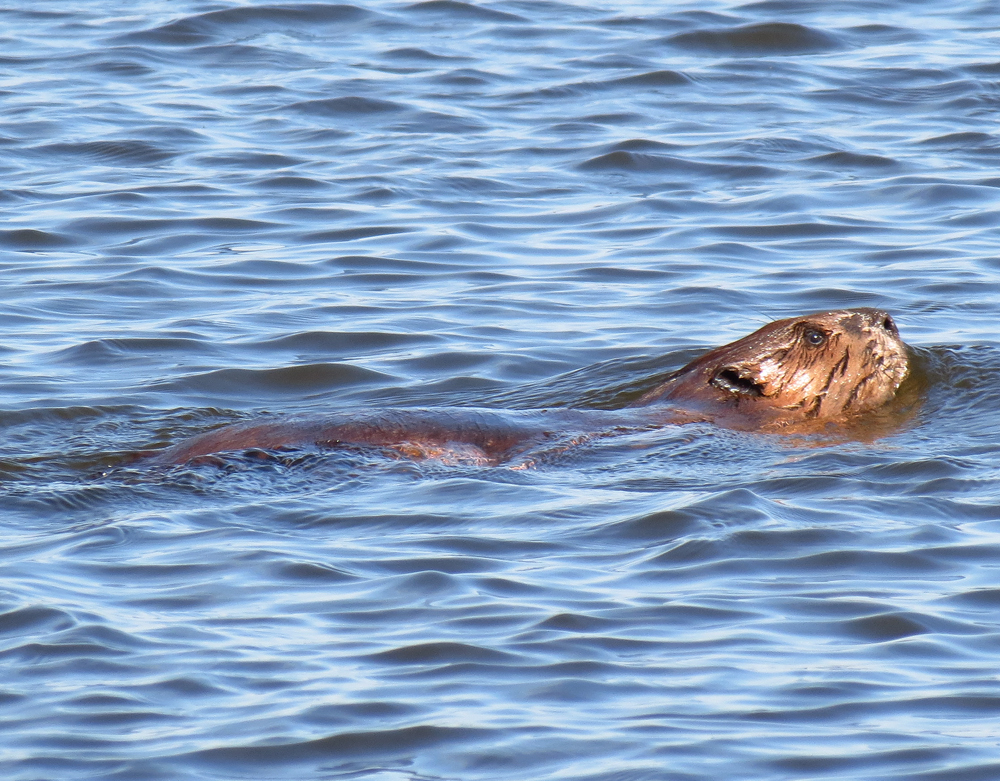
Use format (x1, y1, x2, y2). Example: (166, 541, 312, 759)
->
(3, 2, 1000, 780)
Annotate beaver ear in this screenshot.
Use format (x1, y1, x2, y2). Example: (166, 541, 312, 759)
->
(710, 367, 765, 397)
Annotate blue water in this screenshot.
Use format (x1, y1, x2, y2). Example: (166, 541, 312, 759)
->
(3, 2, 1000, 779)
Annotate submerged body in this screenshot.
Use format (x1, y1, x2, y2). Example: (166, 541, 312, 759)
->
(155, 308, 910, 466)
(155, 407, 660, 467)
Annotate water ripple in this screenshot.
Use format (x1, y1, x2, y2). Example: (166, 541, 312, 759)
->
(3, 2, 1000, 779)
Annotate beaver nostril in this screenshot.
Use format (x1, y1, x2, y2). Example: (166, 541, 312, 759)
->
(882, 315, 897, 334)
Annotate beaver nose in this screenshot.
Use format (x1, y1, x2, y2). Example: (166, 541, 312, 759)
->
(867, 309, 898, 335)
(857, 308, 898, 335)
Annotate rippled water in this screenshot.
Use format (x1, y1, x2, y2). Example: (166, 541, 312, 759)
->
(4, 2, 1000, 779)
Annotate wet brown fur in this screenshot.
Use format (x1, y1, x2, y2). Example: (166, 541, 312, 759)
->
(154, 308, 910, 466)
(636, 307, 909, 432)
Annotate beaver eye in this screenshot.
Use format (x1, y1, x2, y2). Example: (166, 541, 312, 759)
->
(803, 328, 826, 347)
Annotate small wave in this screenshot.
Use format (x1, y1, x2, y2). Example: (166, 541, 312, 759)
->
(322, 254, 453, 273)
(737, 135, 832, 158)
(286, 96, 406, 117)
(195, 151, 304, 169)
(579, 149, 778, 180)
(369, 640, 520, 664)
(845, 23, 923, 45)
(269, 561, 359, 583)
(393, 111, 485, 134)
(526, 70, 692, 99)
(404, 1, 526, 23)
(33, 140, 173, 165)
(303, 226, 414, 242)
(917, 131, 999, 149)
(257, 175, 329, 190)
(383, 47, 468, 63)
(114, 4, 375, 46)
(837, 612, 929, 642)
(53, 338, 217, 366)
(668, 21, 844, 55)
(813, 80, 975, 106)
(807, 151, 899, 169)
(164, 363, 396, 397)
(255, 330, 437, 356)
(430, 68, 496, 86)
(610, 138, 686, 153)
(0, 605, 76, 638)
(899, 182, 1000, 209)
(191, 724, 490, 766)
(0, 228, 74, 249)
(709, 222, 873, 239)
(609, 70, 693, 87)
(578, 150, 691, 172)
(86, 58, 155, 77)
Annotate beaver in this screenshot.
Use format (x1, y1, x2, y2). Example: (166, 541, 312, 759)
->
(153, 308, 909, 467)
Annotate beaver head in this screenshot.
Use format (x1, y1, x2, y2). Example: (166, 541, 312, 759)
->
(636, 308, 909, 429)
